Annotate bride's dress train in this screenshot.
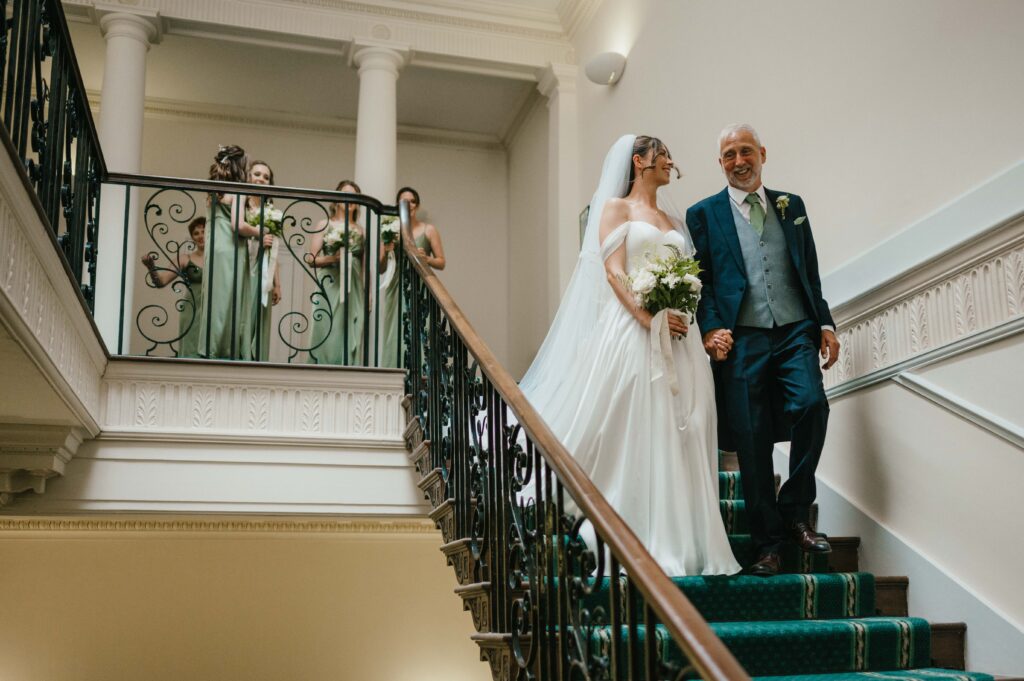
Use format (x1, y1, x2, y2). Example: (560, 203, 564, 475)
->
(524, 220, 740, 577)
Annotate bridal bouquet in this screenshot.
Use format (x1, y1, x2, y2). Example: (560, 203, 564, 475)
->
(246, 203, 284, 237)
(380, 216, 400, 245)
(626, 245, 703, 331)
(323, 223, 364, 256)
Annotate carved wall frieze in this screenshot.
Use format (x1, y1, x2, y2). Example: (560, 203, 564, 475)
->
(0, 158, 105, 430)
(100, 359, 405, 443)
(827, 217, 1024, 391)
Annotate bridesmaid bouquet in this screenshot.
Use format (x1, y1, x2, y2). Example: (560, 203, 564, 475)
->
(380, 217, 400, 245)
(323, 223, 364, 256)
(626, 245, 703, 325)
(246, 203, 284, 237)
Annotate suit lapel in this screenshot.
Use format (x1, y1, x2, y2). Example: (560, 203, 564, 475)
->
(765, 187, 802, 270)
(711, 188, 744, 270)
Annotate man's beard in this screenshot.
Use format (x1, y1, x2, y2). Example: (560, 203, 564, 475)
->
(730, 167, 759, 190)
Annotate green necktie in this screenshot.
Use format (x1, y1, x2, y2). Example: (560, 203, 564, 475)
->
(745, 193, 765, 236)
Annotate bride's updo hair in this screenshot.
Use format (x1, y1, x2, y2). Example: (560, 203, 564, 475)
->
(629, 135, 681, 185)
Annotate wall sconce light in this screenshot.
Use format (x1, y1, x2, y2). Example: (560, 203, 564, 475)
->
(584, 51, 626, 85)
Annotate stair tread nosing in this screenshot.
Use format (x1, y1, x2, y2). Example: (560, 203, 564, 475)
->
(752, 669, 999, 681)
(592, 617, 932, 676)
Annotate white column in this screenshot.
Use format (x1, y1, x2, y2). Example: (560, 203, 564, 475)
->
(537, 63, 580, 319)
(93, 9, 161, 353)
(351, 41, 409, 202)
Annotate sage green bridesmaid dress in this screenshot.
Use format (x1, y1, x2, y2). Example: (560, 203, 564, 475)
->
(176, 260, 203, 358)
(309, 222, 365, 365)
(199, 199, 252, 360)
(379, 230, 430, 368)
(248, 240, 275, 362)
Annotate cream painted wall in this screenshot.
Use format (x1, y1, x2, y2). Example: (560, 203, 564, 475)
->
(572, 0, 1024, 275)
(0, 527, 486, 681)
(507, 100, 549, 379)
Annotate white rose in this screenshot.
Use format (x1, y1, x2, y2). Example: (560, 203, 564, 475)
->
(682, 273, 703, 292)
(662, 273, 682, 289)
(631, 269, 657, 295)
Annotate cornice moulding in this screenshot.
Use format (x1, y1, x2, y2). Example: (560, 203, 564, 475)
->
(63, 0, 574, 69)
(556, 0, 602, 40)
(0, 515, 437, 535)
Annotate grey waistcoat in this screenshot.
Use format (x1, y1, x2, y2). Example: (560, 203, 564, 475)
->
(730, 199, 808, 328)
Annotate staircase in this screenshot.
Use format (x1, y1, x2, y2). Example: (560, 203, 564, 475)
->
(403, 401, 1016, 679)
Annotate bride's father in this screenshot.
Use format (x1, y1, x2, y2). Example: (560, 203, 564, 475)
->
(687, 124, 840, 576)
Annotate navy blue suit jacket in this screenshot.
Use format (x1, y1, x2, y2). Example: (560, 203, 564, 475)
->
(686, 187, 834, 338)
(686, 187, 834, 448)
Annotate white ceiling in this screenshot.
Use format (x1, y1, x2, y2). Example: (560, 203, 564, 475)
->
(68, 24, 537, 141)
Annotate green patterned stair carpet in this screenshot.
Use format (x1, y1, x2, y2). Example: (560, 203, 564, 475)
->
(591, 617, 930, 677)
(720, 499, 819, 534)
(753, 671, 995, 681)
(584, 573, 875, 622)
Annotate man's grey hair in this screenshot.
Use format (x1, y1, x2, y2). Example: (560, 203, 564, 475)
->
(718, 123, 762, 151)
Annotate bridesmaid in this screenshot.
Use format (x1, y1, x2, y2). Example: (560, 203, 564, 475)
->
(198, 144, 267, 360)
(379, 186, 446, 367)
(140, 216, 206, 358)
(307, 180, 367, 365)
(245, 159, 283, 361)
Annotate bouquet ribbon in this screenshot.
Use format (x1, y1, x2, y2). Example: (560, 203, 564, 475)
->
(649, 308, 694, 431)
(260, 236, 279, 307)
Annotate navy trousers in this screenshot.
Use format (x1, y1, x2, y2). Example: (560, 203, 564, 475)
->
(721, 319, 829, 556)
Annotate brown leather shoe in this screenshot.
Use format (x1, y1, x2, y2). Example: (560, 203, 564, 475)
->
(747, 551, 781, 576)
(788, 521, 832, 553)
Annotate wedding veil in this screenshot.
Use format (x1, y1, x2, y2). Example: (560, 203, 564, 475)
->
(519, 134, 694, 405)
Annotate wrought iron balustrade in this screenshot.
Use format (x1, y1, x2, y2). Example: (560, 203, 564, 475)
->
(398, 201, 750, 681)
(103, 173, 403, 366)
(0, 0, 105, 310)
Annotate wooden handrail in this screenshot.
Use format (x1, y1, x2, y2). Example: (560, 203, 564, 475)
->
(398, 200, 750, 681)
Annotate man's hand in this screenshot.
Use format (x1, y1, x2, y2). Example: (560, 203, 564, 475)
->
(820, 329, 840, 370)
(703, 328, 733, 362)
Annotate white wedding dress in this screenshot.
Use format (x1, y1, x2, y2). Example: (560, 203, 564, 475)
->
(523, 218, 741, 576)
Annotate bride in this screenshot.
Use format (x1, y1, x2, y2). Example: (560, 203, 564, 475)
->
(519, 134, 740, 576)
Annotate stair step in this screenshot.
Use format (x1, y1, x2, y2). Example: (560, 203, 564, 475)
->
(721, 450, 739, 471)
(593, 617, 931, 677)
(875, 577, 909, 616)
(720, 499, 818, 534)
(585, 572, 876, 622)
(719, 470, 781, 500)
(930, 622, 966, 670)
(753, 669, 999, 681)
(729, 535, 859, 573)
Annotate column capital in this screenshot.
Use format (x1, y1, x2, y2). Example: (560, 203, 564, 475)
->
(349, 39, 411, 76)
(537, 62, 578, 100)
(93, 5, 164, 48)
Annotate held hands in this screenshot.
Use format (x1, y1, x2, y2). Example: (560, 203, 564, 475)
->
(262, 234, 274, 248)
(820, 329, 841, 370)
(702, 328, 734, 362)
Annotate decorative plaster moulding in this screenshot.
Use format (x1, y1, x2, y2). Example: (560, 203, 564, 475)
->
(824, 213, 1024, 392)
(62, 0, 575, 75)
(0, 515, 437, 535)
(99, 358, 406, 446)
(0, 138, 106, 431)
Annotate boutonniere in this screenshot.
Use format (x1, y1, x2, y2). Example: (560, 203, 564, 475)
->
(775, 195, 790, 220)
(794, 216, 807, 225)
